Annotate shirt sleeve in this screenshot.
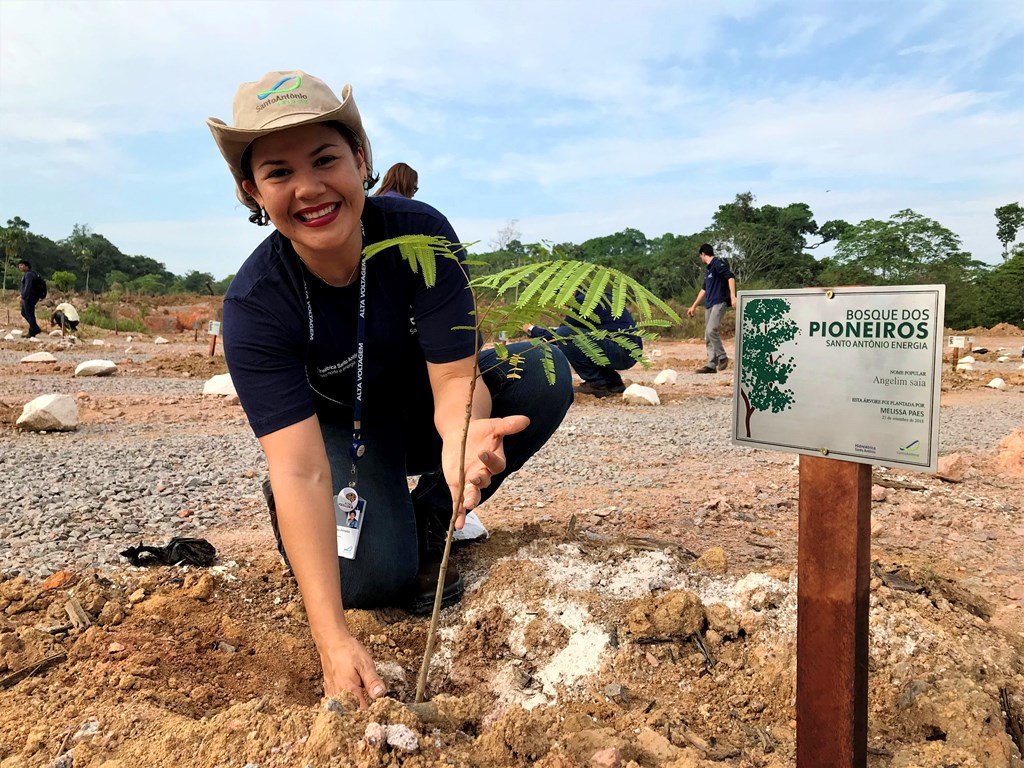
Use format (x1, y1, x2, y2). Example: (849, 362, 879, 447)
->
(223, 297, 316, 438)
(712, 259, 735, 280)
(411, 215, 479, 363)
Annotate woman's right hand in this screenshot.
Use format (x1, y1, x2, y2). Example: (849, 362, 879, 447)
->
(319, 633, 387, 708)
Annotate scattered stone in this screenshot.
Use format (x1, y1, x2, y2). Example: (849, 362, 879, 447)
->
(365, 722, 386, 749)
(705, 604, 739, 638)
(217, 641, 237, 653)
(591, 746, 622, 768)
(958, 355, 975, 364)
(955, 362, 974, 371)
(72, 717, 100, 741)
(42, 570, 76, 590)
(985, 377, 1005, 390)
(49, 330, 63, 337)
(694, 546, 728, 575)
(154, 336, 169, 344)
(127, 589, 147, 604)
(98, 602, 125, 626)
(16, 394, 79, 432)
(871, 520, 884, 538)
(625, 590, 704, 638)
(323, 697, 347, 713)
(936, 453, 969, 483)
(74, 359, 118, 377)
(622, 384, 660, 406)
(3, 333, 13, 341)
(92, 339, 105, 346)
(997, 355, 1009, 362)
(10, 329, 23, 337)
(732, 574, 786, 612)
(871, 485, 889, 502)
(187, 573, 215, 601)
(203, 373, 237, 397)
(602, 683, 628, 704)
(108, 641, 125, 653)
(385, 723, 420, 752)
(20, 351, 57, 363)
(653, 369, 678, 386)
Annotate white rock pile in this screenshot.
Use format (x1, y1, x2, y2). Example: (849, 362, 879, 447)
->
(986, 378, 1006, 390)
(16, 394, 79, 432)
(154, 336, 169, 344)
(622, 383, 660, 406)
(75, 359, 118, 377)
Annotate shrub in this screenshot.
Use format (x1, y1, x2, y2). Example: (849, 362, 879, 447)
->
(50, 270, 77, 292)
(79, 304, 146, 333)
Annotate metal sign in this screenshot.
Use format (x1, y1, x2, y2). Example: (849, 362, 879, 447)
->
(948, 336, 966, 348)
(732, 285, 945, 473)
(208, 321, 222, 336)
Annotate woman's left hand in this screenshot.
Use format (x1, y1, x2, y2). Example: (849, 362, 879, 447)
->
(442, 415, 530, 525)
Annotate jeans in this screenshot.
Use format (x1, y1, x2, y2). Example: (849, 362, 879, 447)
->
(546, 325, 638, 386)
(705, 302, 728, 367)
(20, 299, 41, 337)
(270, 342, 573, 609)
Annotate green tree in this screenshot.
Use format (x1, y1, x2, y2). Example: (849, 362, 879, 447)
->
(182, 270, 216, 294)
(0, 216, 31, 294)
(127, 273, 168, 295)
(739, 298, 799, 438)
(833, 209, 967, 285)
(50, 270, 78, 292)
(105, 270, 129, 290)
(995, 202, 1023, 260)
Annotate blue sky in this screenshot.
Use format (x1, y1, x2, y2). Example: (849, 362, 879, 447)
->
(1, 0, 1022, 279)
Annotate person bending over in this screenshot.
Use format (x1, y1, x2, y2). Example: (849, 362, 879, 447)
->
(207, 71, 573, 707)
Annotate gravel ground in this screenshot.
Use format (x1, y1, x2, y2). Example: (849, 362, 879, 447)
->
(2, 373, 203, 397)
(2, 387, 1021, 580)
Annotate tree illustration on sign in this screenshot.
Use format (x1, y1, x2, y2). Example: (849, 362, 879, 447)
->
(740, 298, 799, 437)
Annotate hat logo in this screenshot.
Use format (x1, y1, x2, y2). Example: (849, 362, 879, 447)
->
(258, 75, 302, 100)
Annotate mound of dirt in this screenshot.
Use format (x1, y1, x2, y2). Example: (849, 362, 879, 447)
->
(1, 529, 1021, 767)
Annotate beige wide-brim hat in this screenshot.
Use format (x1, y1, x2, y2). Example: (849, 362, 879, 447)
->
(206, 70, 372, 205)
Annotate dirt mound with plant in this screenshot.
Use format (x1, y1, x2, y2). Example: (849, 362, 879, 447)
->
(2, 525, 1021, 768)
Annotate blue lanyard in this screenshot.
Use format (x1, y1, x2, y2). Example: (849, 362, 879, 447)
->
(299, 226, 367, 486)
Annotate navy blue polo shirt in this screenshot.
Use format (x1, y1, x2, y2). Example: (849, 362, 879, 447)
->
(529, 291, 641, 346)
(703, 257, 735, 308)
(223, 196, 476, 438)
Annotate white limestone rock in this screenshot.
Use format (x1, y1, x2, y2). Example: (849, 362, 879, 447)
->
(956, 362, 974, 372)
(653, 369, 678, 386)
(3, 334, 14, 341)
(997, 355, 1009, 363)
(28, 336, 42, 344)
(153, 336, 169, 344)
(958, 355, 975, 364)
(986, 378, 1006, 390)
(92, 339, 105, 346)
(10, 329, 23, 337)
(49, 330, 63, 337)
(622, 383, 661, 406)
(75, 359, 118, 377)
(203, 373, 237, 396)
(16, 394, 79, 432)
(20, 352, 57, 363)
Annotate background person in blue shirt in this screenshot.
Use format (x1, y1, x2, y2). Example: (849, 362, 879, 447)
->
(686, 243, 737, 373)
(524, 292, 642, 397)
(207, 70, 572, 708)
(373, 162, 418, 199)
(17, 259, 44, 338)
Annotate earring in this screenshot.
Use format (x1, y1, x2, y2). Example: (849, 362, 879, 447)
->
(259, 207, 269, 226)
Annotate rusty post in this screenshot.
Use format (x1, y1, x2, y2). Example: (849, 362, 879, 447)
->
(208, 332, 218, 357)
(797, 454, 871, 767)
(951, 346, 959, 368)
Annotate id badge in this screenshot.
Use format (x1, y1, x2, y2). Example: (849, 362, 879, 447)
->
(335, 486, 366, 560)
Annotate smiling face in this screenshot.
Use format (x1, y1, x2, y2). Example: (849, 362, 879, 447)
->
(241, 123, 366, 264)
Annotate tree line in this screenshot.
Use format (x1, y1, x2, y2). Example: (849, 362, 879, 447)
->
(2, 197, 1022, 330)
(0, 218, 234, 297)
(473, 195, 1024, 330)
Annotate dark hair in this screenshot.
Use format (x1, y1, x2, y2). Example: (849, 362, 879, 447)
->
(374, 163, 418, 199)
(240, 121, 378, 226)
(17, 259, 31, 268)
(698, 243, 714, 257)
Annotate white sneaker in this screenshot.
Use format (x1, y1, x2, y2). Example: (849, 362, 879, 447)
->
(453, 511, 489, 542)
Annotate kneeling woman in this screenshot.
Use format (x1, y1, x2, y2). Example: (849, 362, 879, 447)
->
(207, 72, 572, 705)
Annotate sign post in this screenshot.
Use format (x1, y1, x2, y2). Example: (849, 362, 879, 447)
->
(733, 285, 944, 767)
(207, 320, 221, 357)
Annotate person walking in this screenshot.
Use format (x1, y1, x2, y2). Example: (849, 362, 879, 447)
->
(207, 70, 572, 707)
(373, 162, 418, 199)
(17, 260, 44, 338)
(686, 244, 736, 374)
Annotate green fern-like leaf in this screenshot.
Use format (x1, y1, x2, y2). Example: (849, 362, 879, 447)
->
(540, 343, 556, 385)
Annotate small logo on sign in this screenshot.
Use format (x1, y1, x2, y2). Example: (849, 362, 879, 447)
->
(898, 439, 921, 456)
